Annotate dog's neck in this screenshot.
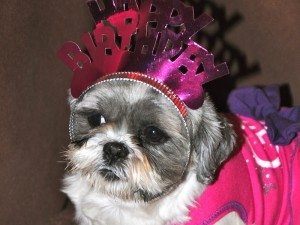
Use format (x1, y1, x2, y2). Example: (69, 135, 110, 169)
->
(149, 171, 205, 224)
(63, 170, 205, 225)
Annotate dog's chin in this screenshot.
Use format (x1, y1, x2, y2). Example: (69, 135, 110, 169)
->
(79, 169, 166, 202)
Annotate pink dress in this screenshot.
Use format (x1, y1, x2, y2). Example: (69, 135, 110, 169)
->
(185, 114, 300, 225)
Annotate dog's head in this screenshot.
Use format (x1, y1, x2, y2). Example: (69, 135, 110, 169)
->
(65, 78, 235, 202)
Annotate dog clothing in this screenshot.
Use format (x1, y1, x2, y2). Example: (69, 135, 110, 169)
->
(186, 114, 300, 225)
(185, 86, 300, 225)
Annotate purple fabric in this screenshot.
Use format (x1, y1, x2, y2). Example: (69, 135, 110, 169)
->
(227, 85, 300, 145)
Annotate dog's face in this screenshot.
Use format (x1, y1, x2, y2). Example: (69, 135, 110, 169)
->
(67, 80, 191, 201)
(66, 79, 235, 202)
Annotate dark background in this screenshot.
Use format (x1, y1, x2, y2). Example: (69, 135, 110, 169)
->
(0, 0, 299, 224)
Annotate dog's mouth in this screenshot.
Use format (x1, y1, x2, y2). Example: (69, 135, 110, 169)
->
(100, 169, 120, 182)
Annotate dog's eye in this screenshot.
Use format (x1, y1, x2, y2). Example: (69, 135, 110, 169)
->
(142, 126, 167, 144)
(88, 113, 106, 128)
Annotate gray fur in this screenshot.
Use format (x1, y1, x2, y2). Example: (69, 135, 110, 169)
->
(187, 98, 236, 184)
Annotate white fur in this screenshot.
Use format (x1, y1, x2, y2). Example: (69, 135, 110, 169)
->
(63, 170, 205, 225)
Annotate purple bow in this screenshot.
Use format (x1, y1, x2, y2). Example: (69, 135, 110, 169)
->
(227, 85, 300, 145)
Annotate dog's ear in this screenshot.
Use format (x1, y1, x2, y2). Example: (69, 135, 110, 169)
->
(188, 99, 236, 184)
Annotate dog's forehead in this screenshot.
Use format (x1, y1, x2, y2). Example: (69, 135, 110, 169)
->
(76, 80, 180, 118)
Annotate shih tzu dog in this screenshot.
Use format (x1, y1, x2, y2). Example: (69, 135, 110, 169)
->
(58, 0, 300, 224)
(63, 79, 238, 225)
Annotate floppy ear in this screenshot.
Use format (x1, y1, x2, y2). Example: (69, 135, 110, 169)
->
(188, 99, 236, 184)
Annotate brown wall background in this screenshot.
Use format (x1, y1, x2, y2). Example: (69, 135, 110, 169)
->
(0, 1, 299, 225)
(0, 1, 90, 224)
(220, 0, 300, 107)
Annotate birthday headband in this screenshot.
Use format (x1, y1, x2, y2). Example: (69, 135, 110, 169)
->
(57, 0, 229, 114)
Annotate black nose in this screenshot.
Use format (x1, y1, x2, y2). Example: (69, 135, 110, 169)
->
(103, 142, 129, 164)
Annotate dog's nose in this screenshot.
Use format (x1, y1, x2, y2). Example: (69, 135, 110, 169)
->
(103, 142, 129, 164)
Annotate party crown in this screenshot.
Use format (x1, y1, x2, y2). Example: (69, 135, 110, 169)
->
(57, 0, 229, 110)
